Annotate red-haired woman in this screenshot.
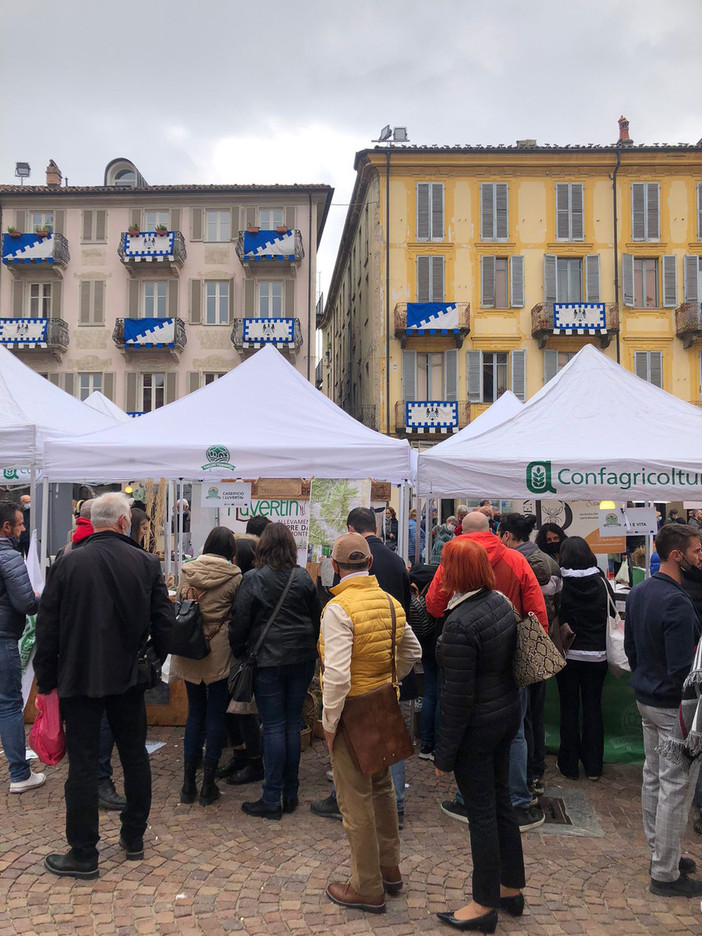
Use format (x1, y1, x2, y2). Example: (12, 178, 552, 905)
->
(434, 538, 525, 933)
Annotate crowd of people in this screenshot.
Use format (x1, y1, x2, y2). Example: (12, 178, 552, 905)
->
(1, 492, 702, 928)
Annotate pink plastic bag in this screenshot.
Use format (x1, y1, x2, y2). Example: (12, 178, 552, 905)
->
(29, 690, 66, 766)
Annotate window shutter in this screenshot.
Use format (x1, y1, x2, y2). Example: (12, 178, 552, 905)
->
(543, 254, 557, 303)
(130, 208, 141, 228)
(632, 183, 645, 240)
(170, 208, 180, 232)
(662, 255, 677, 307)
(189, 279, 202, 324)
(684, 255, 699, 302)
(187, 372, 200, 394)
(12, 281, 24, 317)
(543, 349, 559, 385)
(431, 256, 444, 301)
(62, 372, 74, 396)
(481, 184, 494, 239)
(622, 253, 635, 307)
(95, 210, 106, 241)
(634, 351, 647, 380)
(285, 280, 295, 315)
(416, 184, 429, 240)
(128, 280, 139, 317)
(647, 183, 660, 240)
(444, 349, 458, 401)
(232, 206, 241, 234)
(103, 373, 115, 401)
(48, 373, 60, 387)
(585, 254, 600, 302)
(401, 350, 416, 401)
(53, 210, 65, 236)
(94, 281, 105, 325)
(245, 279, 255, 314)
(556, 184, 569, 239)
(246, 207, 256, 228)
(570, 184, 583, 240)
(650, 351, 663, 388)
(79, 281, 92, 324)
(228, 278, 234, 323)
(126, 373, 138, 412)
(165, 372, 177, 403)
(191, 207, 203, 241)
(466, 350, 482, 403)
(431, 183, 444, 239)
(82, 210, 94, 241)
(168, 282, 178, 319)
(284, 206, 296, 228)
(417, 256, 430, 301)
(15, 209, 26, 232)
(511, 349, 526, 401)
(510, 255, 525, 307)
(495, 183, 508, 239)
(481, 256, 496, 307)
(52, 281, 62, 319)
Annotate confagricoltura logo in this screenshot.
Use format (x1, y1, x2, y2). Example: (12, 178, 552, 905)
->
(202, 445, 236, 471)
(526, 460, 702, 494)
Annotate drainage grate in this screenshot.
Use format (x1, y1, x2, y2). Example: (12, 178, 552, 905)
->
(539, 795, 572, 826)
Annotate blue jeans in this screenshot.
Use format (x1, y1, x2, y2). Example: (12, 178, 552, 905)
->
(184, 678, 229, 763)
(254, 661, 315, 805)
(0, 638, 30, 783)
(421, 656, 441, 750)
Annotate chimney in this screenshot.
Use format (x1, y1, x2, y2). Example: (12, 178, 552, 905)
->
(617, 116, 633, 146)
(46, 159, 62, 187)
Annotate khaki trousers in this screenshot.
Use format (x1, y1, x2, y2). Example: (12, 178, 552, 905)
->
(331, 728, 400, 897)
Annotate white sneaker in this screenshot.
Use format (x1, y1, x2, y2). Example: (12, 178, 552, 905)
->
(325, 769, 334, 782)
(10, 771, 46, 794)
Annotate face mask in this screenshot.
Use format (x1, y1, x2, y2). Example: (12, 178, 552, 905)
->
(543, 542, 561, 557)
(678, 555, 693, 573)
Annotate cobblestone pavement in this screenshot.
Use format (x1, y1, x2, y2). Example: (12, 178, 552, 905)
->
(1, 729, 701, 935)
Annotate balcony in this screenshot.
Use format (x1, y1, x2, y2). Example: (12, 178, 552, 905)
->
(231, 317, 303, 355)
(2, 233, 69, 276)
(394, 302, 470, 348)
(235, 229, 304, 270)
(112, 317, 187, 352)
(0, 317, 69, 355)
(394, 400, 469, 436)
(675, 303, 702, 349)
(531, 302, 619, 349)
(118, 231, 186, 275)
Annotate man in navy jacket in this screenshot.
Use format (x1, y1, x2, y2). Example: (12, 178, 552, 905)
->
(625, 522, 702, 898)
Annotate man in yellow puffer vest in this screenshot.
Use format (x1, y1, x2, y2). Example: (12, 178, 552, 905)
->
(321, 533, 421, 915)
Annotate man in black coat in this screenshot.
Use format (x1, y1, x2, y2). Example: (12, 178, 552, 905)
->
(34, 492, 174, 880)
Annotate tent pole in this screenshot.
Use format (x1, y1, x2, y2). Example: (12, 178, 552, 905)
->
(164, 481, 172, 580)
(645, 500, 652, 579)
(40, 477, 49, 570)
(29, 466, 37, 546)
(398, 483, 408, 564)
(177, 480, 184, 581)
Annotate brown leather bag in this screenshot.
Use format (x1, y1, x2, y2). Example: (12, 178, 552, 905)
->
(338, 595, 415, 776)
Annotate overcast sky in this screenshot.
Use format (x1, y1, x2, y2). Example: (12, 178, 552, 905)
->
(2, 0, 701, 298)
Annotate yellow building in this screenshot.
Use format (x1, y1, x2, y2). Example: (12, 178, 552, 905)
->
(319, 121, 702, 440)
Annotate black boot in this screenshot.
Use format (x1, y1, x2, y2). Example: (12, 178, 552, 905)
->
(199, 759, 221, 806)
(217, 748, 247, 780)
(226, 756, 265, 785)
(180, 758, 198, 804)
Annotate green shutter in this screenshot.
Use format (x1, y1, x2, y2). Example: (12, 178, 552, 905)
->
(189, 279, 202, 324)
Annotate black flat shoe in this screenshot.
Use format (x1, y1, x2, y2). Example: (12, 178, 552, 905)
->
(282, 796, 298, 814)
(499, 893, 524, 916)
(241, 797, 282, 821)
(436, 909, 497, 932)
(119, 836, 144, 860)
(45, 852, 99, 880)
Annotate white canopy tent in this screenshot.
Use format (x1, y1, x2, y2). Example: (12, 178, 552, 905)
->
(83, 390, 131, 423)
(417, 344, 702, 501)
(44, 345, 414, 483)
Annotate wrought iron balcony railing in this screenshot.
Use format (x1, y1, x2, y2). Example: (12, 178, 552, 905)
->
(531, 302, 619, 349)
(675, 302, 702, 349)
(394, 400, 469, 435)
(113, 317, 187, 351)
(231, 317, 303, 352)
(118, 231, 186, 267)
(0, 317, 69, 352)
(394, 302, 470, 347)
(235, 229, 304, 266)
(2, 233, 70, 270)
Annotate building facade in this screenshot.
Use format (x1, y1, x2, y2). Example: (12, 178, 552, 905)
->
(0, 159, 332, 413)
(319, 122, 702, 439)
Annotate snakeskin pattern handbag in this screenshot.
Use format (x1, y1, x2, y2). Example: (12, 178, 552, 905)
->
(512, 610, 566, 688)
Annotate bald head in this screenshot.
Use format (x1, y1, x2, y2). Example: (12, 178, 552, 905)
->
(462, 511, 490, 533)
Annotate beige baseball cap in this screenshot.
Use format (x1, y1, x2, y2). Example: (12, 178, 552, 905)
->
(331, 532, 371, 564)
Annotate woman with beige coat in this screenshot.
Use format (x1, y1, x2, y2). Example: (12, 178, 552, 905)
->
(171, 527, 241, 806)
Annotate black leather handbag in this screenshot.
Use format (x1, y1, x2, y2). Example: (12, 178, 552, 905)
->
(171, 587, 210, 660)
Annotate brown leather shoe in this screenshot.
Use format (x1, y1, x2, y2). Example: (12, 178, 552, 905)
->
(380, 865, 403, 894)
(325, 882, 386, 914)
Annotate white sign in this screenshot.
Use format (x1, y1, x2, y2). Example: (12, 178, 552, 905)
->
(553, 303, 606, 332)
(200, 482, 251, 509)
(599, 507, 658, 537)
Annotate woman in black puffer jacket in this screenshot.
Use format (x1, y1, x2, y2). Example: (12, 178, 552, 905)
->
(434, 538, 525, 933)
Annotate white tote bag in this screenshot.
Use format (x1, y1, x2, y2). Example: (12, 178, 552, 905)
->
(604, 584, 630, 677)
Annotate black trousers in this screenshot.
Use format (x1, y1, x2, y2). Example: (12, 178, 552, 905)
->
(226, 712, 262, 758)
(61, 686, 151, 861)
(555, 659, 608, 779)
(453, 713, 526, 909)
(525, 679, 547, 782)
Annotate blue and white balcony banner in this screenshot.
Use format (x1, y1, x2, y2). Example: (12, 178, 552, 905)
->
(2, 233, 56, 264)
(242, 317, 294, 347)
(122, 232, 175, 261)
(123, 318, 176, 348)
(553, 303, 606, 335)
(0, 318, 48, 347)
(406, 401, 459, 433)
(406, 302, 460, 333)
(243, 230, 296, 261)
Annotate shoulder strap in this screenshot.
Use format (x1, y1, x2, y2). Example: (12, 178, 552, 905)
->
(386, 594, 397, 685)
(250, 568, 296, 657)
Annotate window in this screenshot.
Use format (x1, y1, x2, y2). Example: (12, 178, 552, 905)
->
(402, 349, 458, 401)
(416, 256, 444, 302)
(467, 349, 526, 402)
(556, 258, 583, 302)
(543, 255, 601, 303)
(81, 209, 107, 243)
(114, 169, 136, 188)
(28, 283, 52, 318)
(259, 208, 284, 228)
(416, 183, 444, 241)
(204, 372, 225, 385)
(204, 281, 230, 325)
(79, 281, 105, 325)
(623, 254, 676, 308)
(141, 373, 166, 412)
(481, 256, 524, 308)
(259, 282, 283, 316)
(30, 212, 53, 234)
(631, 182, 659, 241)
(634, 351, 663, 388)
(633, 258, 658, 308)
(143, 282, 168, 318)
(144, 210, 169, 231)
(205, 210, 231, 242)
(543, 350, 576, 384)
(684, 255, 702, 302)
(78, 373, 102, 401)
(556, 183, 584, 240)
(481, 183, 509, 240)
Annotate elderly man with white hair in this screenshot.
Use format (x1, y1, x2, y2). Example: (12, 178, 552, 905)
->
(34, 492, 174, 880)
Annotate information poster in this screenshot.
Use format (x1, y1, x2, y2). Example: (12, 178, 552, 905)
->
(519, 499, 626, 553)
(308, 479, 372, 561)
(222, 498, 309, 566)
